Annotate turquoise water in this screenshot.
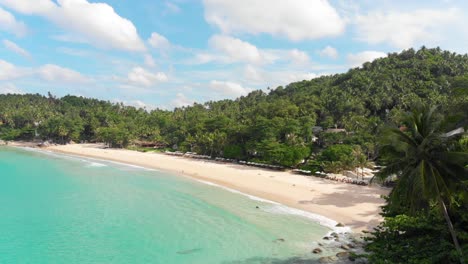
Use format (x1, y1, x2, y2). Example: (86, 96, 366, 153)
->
(0, 147, 332, 264)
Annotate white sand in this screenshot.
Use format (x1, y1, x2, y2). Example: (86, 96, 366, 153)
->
(39, 143, 388, 232)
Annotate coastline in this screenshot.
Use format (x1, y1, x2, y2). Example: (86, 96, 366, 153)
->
(9, 142, 389, 233)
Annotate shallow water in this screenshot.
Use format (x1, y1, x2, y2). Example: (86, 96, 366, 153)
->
(0, 147, 334, 263)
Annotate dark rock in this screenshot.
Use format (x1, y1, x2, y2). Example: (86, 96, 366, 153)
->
(335, 222, 345, 227)
(347, 243, 356, 249)
(336, 251, 350, 258)
(330, 232, 338, 237)
(273, 238, 285, 242)
(323, 236, 330, 240)
(312, 248, 322, 254)
(340, 244, 350, 250)
(255, 206, 259, 209)
(318, 243, 324, 246)
(334, 238, 340, 242)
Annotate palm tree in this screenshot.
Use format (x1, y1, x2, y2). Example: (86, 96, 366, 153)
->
(375, 105, 468, 263)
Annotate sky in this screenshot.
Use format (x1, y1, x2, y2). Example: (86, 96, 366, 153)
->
(0, 0, 467, 109)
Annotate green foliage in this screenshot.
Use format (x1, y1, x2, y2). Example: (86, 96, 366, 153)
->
(366, 105, 468, 263)
(0, 47, 467, 171)
(318, 144, 356, 172)
(365, 206, 462, 264)
(223, 144, 244, 159)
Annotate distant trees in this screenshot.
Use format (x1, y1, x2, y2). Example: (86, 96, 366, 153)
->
(0, 47, 467, 172)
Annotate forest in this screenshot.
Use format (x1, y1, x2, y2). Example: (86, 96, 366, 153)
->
(1, 47, 466, 170)
(1, 47, 467, 262)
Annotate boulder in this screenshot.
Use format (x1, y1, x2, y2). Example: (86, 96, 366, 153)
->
(319, 256, 338, 263)
(340, 244, 350, 250)
(330, 232, 338, 237)
(312, 248, 322, 254)
(323, 236, 330, 240)
(336, 251, 350, 258)
(335, 223, 345, 227)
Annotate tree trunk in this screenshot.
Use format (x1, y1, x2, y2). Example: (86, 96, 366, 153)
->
(439, 197, 465, 264)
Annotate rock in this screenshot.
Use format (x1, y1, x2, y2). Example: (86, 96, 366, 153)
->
(323, 236, 330, 240)
(319, 256, 338, 263)
(273, 238, 285, 242)
(336, 222, 345, 227)
(340, 244, 350, 250)
(347, 243, 356, 249)
(330, 232, 338, 237)
(318, 243, 324, 246)
(312, 248, 322, 254)
(336, 251, 350, 258)
(334, 238, 340, 242)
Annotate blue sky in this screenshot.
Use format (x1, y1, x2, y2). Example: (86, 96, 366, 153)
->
(0, 0, 467, 109)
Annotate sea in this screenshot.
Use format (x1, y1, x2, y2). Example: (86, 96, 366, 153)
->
(0, 146, 341, 264)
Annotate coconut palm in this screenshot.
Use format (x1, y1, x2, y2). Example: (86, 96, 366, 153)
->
(375, 105, 468, 263)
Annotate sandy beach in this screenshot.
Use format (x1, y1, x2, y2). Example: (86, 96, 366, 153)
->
(14, 142, 389, 232)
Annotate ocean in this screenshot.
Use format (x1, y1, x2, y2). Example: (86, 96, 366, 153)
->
(0, 147, 337, 263)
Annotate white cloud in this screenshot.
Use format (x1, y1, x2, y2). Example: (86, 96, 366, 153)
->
(0, 7, 27, 36)
(0, 0, 146, 51)
(144, 54, 156, 67)
(0, 83, 23, 94)
(171, 93, 193, 108)
(244, 65, 264, 83)
(0, 59, 27, 80)
(319, 45, 338, 59)
(347, 51, 387, 67)
(289, 49, 310, 65)
(355, 8, 462, 49)
(37, 64, 91, 83)
(203, 0, 345, 41)
(126, 67, 168, 87)
(148, 32, 171, 50)
(209, 80, 251, 97)
(209, 35, 264, 64)
(3, 39, 30, 58)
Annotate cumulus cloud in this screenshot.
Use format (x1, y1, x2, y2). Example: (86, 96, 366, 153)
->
(355, 8, 462, 49)
(3, 39, 30, 58)
(0, 59, 27, 80)
(0, 0, 146, 51)
(209, 35, 264, 64)
(289, 49, 310, 65)
(0, 59, 91, 84)
(347, 51, 387, 67)
(0, 7, 27, 36)
(209, 80, 251, 97)
(171, 93, 193, 108)
(126, 67, 168, 87)
(319, 45, 338, 59)
(148, 32, 171, 50)
(0, 83, 24, 94)
(37, 64, 91, 83)
(144, 54, 156, 67)
(203, 0, 345, 41)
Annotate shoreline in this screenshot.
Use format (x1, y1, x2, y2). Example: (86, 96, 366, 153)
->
(8, 142, 389, 233)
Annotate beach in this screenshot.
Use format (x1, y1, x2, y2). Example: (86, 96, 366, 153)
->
(19, 143, 388, 233)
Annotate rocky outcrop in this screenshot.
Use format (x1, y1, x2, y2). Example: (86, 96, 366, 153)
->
(312, 248, 322, 254)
